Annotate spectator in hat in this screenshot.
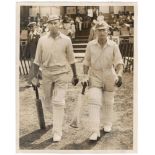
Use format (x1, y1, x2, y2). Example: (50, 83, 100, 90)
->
(26, 22, 40, 82)
(30, 15, 79, 142)
(82, 21, 124, 141)
(88, 19, 97, 42)
(41, 23, 49, 37)
(60, 17, 75, 39)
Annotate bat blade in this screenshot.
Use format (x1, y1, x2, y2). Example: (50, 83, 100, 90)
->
(70, 94, 84, 128)
(70, 82, 87, 128)
(36, 98, 46, 129)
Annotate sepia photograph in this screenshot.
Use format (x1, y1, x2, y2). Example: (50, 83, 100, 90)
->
(16, 1, 137, 153)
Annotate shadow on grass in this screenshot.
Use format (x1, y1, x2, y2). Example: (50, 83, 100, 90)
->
(19, 85, 32, 92)
(19, 124, 53, 150)
(60, 130, 108, 150)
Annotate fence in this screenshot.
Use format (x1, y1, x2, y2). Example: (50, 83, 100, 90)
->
(19, 40, 31, 76)
(19, 59, 31, 76)
(119, 40, 134, 72)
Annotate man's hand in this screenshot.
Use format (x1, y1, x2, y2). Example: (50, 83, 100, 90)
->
(81, 74, 89, 87)
(72, 75, 79, 86)
(115, 76, 122, 87)
(31, 77, 40, 87)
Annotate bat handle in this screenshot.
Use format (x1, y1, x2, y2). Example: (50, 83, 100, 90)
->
(32, 85, 39, 99)
(35, 86, 39, 99)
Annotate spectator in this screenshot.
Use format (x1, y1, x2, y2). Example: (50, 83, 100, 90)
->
(83, 16, 91, 29)
(75, 14, 83, 31)
(59, 16, 72, 37)
(26, 22, 40, 60)
(26, 22, 40, 83)
(97, 12, 104, 22)
(36, 23, 43, 35)
(88, 19, 97, 42)
(35, 13, 41, 24)
(40, 23, 49, 37)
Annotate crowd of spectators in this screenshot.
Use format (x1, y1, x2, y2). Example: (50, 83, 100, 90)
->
(20, 13, 78, 41)
(20, 11, 134, 60)
(110, 11, 134, 36)
(87, 11, 134, 42)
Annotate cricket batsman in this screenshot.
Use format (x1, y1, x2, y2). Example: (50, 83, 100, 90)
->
(82, 21, 124, 141)
(30, 15, 79, 142)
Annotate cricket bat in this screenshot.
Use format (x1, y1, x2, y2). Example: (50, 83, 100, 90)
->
(70, 83, 87, 128)
(33, 85, 46, 129)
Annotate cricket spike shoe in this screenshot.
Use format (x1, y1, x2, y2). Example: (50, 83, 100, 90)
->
(89, 132, 100, 141)
(104, 125, 112, 133)
(53, 133, 62, 142)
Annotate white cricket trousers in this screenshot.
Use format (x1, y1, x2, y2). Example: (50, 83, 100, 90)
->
(41, 73, 68, 136)
(88, 87, 115, 133)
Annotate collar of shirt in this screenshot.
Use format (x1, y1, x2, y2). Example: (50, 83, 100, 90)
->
(33, 30, 37, 35)
(47, 31, 64, 40)
(93, 37, 111, 48)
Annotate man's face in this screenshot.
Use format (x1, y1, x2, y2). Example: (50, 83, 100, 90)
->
(29, 25, 36, 32)
(96, 29, 108, 40)
(48, 20, 60, 34)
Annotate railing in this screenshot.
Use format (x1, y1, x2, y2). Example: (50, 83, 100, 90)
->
(19, 40, 31, 75)
(19, 59, 31, 75)
(119, 40, 134, 72)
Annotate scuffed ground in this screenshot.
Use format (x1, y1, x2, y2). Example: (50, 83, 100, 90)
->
(18, 62, 134, 151)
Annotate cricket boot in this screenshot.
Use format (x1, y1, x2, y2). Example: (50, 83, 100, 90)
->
(89, 104, 100, 141)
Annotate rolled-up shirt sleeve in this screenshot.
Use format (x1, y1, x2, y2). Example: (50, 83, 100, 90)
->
(113, 44, 124, 67)
(34, 38, 42, 66)
(83, 44, 91, 66)
(66, 38, 75, 64)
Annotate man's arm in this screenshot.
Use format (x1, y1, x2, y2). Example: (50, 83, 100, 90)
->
(83, 65, 89, 74)
(115, 64, 124, 87)
(28, 63, 40, 86)
(65, 37, 79, 86)
(70, 63, 78, 77)
(29, 38, 42, 86)
(81, 65, 89, 86)
(33, 63, 40, 78)
(70, 63, 79, 86)
(115, 64, 123, 77)
(113, 44, 124, 87)
(82, 43, 91, 86)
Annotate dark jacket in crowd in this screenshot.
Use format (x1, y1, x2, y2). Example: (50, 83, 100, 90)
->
(26, 32, 40, 59)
